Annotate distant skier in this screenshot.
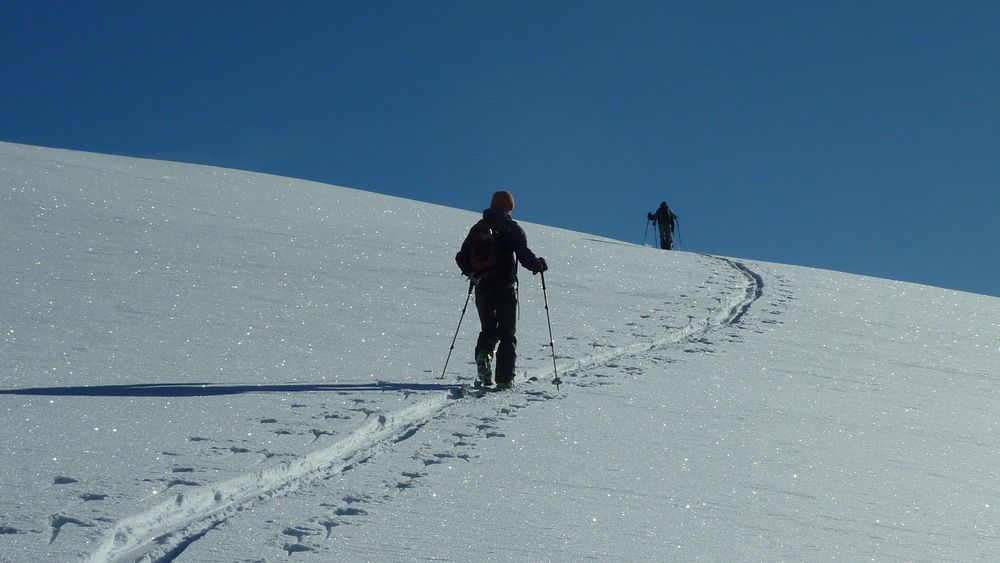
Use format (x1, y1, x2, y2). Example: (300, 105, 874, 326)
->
(647, 202, 678, 250)
(456, 190, 547, 390)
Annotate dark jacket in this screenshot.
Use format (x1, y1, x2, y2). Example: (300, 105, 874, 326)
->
(456, 208, 544, 285)
(648, 204, 677, 232)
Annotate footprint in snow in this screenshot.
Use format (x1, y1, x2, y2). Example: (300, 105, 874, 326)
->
(335, 507, 368, 517)
(166, 479, 199, 488)
(309, 429, 335, 442)
(283, 543, 315, 555)
(283, 526, 316, 542)
(320, 520, 339, 537)
(48, 514, 93, 544)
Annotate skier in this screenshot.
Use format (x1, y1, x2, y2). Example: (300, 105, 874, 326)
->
(647, 201, 678, 250)
(455, 190, 547, 390)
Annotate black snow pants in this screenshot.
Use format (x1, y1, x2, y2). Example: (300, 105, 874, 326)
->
(658, 223, 673, 250)
(474, 281, 518, 384)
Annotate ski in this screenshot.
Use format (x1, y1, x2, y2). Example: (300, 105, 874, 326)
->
(452, 375, 544, 399)
(453, 383, 493, 398)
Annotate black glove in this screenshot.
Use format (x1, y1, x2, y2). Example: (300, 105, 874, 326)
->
(533, 257, 548, 275)
(467, 272, 483, 286)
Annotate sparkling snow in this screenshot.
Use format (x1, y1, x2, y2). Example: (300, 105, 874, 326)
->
(1, 142, 999, 561)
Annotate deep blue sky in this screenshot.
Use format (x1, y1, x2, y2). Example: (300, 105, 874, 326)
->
(3, 1, 999, 297)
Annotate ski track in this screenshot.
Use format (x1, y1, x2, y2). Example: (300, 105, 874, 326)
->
(86, 255, 764, 562)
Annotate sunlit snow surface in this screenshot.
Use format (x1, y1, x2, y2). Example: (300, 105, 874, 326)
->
(1, 142, 999, 561)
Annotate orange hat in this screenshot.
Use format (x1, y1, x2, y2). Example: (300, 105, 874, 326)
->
(491, 190, 514, 212)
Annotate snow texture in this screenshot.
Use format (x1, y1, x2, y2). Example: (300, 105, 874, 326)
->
(2, 142, 999, 561)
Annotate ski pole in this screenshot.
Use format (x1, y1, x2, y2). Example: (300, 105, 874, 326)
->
(439, 282, 474, 379)
(642, 219, 650, 246)
(540, 271, 562, 390)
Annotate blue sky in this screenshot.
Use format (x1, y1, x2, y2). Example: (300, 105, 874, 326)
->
(3, 1, 998, 297)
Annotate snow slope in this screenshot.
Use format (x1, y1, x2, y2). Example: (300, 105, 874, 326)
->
(1, 142, 999, 562)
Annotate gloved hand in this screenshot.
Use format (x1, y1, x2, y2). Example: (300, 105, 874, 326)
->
(468, 272, 483, 286)
(533, 257, 548, 275)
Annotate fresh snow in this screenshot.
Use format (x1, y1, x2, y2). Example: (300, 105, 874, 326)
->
(2, 142, 999, 562)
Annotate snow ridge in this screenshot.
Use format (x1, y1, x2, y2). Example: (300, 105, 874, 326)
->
(86, 255, 762, 562)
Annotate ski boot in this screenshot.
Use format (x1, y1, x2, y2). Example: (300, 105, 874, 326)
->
(475, 351, 494, 388)
(494, 378, 514, 391)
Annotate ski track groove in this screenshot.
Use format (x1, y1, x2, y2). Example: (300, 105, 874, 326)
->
(86, 254, 763, 562)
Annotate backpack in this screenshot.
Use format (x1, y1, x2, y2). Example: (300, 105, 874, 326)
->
(659, 206, 676, 232)
(468, 220, 504, 280)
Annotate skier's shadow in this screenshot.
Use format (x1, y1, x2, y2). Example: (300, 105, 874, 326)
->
(0, 381, 459, 398)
